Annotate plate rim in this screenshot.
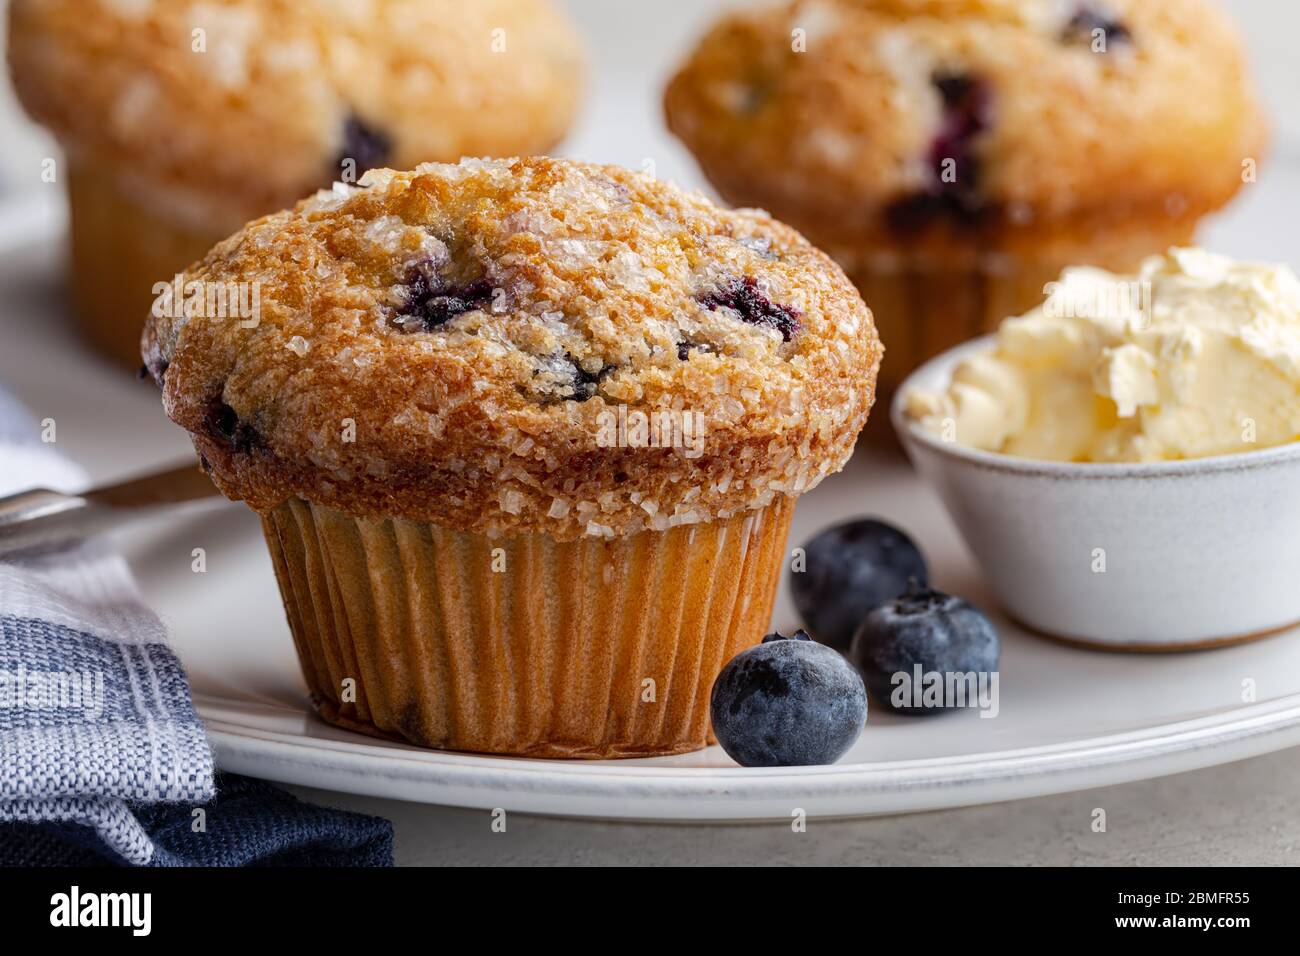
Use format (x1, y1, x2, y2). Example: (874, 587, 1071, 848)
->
(195, 690, 1300, 818)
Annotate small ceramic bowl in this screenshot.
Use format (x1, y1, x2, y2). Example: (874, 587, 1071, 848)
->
(892, 337, 1300, 651)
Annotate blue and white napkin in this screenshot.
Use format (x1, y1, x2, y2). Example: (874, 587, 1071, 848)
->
(0, 385, 392, 866)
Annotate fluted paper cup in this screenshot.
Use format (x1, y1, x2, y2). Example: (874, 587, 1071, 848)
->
(260, 495, 794, 758)
(67, 160, 217, 368)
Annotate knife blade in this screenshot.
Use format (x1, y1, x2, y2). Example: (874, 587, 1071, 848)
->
(0, 461, 224, 558)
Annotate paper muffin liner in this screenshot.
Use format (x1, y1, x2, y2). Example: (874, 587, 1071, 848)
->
(66, 160, 218, 368)
(260, 495, 795, 759)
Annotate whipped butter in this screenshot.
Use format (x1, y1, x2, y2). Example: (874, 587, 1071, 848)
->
(905, 248, 1300, 462)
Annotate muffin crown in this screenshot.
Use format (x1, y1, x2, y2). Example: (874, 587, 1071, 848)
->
(143, 157, 882, 540)
(664, 0, 1267, 259)
(8, 0, 585, 232)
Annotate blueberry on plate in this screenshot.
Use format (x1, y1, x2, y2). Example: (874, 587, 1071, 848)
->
(710, 630, 867, 767)
(790, 518, 929, 653)
(850, 584, 999, 716)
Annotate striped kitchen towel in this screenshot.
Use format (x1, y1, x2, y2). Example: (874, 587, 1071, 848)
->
(0, 384, 391, 866)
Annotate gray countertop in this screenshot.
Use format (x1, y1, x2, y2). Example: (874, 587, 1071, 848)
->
(287, 747, 1300, 866)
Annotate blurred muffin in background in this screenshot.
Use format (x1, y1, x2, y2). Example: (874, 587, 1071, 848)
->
(7, 0, 585, 368)
(665, 0, 1267, 397)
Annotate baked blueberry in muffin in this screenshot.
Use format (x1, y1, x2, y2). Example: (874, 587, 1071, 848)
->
(1061, 3, 1132, 47)
(142, 157, 882, 758)
(883, 71, 994, 235)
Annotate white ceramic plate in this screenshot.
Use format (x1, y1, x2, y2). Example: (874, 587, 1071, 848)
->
(4, 169, 1300, 820)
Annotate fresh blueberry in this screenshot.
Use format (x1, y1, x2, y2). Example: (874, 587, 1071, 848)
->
(710, 629, 867, 767)
(790, 518, 929, 653)
(850, 584, 999, 716)
(336, 113, 392, 181)
(699, 275, 801, 342)
(885, 71, 994, 235)
(1061, 4, 1131, 47)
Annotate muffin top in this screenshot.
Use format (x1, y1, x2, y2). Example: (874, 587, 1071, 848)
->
(142, 157, 882, 540)
(664, 0, 1267, 262)
(8, 0, 585, 232)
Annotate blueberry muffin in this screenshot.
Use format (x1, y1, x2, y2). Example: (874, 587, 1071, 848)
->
(665, 0, 1267, 396)
(141, 157, 882, 758)
(8, 0, 585, 368)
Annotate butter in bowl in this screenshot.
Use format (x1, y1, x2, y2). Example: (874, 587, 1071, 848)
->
(892, 248, 1300, 650)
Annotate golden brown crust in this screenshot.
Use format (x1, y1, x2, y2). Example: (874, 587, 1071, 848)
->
(143, 158, 882, 540)
(8, 0, 585, 232)
(664, 0, 1267, 259)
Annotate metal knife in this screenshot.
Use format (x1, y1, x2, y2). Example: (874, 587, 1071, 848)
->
(0, 462, 223, 559)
